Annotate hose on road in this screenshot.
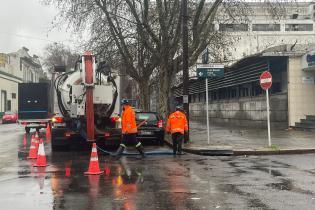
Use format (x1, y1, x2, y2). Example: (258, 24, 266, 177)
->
(96, 144, 174, 156)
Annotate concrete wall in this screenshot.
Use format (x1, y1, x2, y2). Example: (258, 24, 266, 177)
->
(189, 93, 288, 129)
(0, 76, 19, 113)
(227, 29, 315, 62)
(288, 57, 315, 126)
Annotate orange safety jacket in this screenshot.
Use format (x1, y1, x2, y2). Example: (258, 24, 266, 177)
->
(121, 105, 138, 134)
(166, 111, 188, 134)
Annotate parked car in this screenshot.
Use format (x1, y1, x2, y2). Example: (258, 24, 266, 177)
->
(135, 111, 165, 145)
(2, 111, 18, 124)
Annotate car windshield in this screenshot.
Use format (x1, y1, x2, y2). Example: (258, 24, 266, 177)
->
(136, 113, 158, 122)
(5, 112, 13, 115)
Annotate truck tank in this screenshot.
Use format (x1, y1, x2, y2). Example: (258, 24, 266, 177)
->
(54, 69, 120, 131)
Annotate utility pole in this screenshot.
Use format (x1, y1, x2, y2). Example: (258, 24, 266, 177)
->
(182, 0, 189, 142)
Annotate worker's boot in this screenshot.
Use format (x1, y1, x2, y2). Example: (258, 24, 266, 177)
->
(172, 137, 178, 156)
(113, 144, 125, 159)
(177, 140, 184, 155)
(136, 143, 146, 158)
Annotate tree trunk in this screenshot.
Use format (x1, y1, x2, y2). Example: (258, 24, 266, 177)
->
(158, 66, 172, 120)
(138, 79, 150, 111)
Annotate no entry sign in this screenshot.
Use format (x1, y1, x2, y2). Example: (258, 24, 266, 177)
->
(260, 71, 272, 147)
(260, 71, 272, 90)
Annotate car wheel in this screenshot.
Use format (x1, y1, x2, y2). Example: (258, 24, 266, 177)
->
(25, 127, 30, 133)
(158, 136, 165, 146)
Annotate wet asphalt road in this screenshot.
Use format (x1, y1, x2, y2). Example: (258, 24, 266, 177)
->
(2, 124, 315, 210)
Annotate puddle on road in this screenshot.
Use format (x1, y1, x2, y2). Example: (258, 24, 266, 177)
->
(249, 166, 284, 177)
(218, 183, 271, 209)
(266, 178, 314, 195)
(266, 178, 293, 191)
(13, 155, 197, 210)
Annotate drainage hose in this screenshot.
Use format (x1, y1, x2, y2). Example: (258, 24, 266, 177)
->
(96, 145, 174, 156)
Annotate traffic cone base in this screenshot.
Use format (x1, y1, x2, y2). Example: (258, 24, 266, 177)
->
(84, 171, 104, 175)
(34, 164, 49, 167)
(34, 163, 49, 167)
(33, 139, 48, 167)
(85, 143, 103, 175)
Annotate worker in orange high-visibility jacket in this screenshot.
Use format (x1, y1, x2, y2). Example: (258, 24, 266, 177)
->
(166, 105, 188, 155)
(114, 99, 145, 158)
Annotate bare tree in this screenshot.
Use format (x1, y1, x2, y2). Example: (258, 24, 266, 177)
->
(42, 42, 79, 72)
(44, 0, 292, 117)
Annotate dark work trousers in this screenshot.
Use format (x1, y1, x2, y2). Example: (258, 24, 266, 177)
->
(121, 133, 140, 147)
(172, 132, 184, 155)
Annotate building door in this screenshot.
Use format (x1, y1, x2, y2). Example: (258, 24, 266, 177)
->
(1, 90, 7, 112)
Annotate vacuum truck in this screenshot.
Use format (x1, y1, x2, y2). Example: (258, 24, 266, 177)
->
(51, 52, 121, 151)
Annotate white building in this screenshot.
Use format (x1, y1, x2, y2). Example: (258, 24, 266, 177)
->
(0, 47, 44, 113)
(215, 1, 315, 62)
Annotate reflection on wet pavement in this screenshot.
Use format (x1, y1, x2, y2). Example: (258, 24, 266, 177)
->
(2, 125, 315, 209)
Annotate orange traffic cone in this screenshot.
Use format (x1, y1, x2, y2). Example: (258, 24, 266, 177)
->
(46, 124, 51, 140)
(84, 143, 103, 175)
(35, 131, 40, 140)
(33, 139, 48, 167)
(104, 165, 111, 176)
(23, 134, 27, 147)
(28, 136, 38, 159)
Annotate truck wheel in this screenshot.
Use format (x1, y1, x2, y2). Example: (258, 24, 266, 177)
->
(25, 127, 30, 133)
(51, 128, 69, 151)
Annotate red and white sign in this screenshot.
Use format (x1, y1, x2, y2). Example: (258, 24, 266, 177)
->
(260, 71, 272, 90)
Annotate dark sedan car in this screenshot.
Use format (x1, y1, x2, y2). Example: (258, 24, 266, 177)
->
(135, 111, 165, 145)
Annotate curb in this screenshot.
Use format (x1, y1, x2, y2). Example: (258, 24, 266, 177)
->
(164, 138, 233, 156)
(165, 136, 315, 156)
(234, 148, 315, 156)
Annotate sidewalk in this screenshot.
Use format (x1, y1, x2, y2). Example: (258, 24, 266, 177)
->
(165, 120, 315, 155)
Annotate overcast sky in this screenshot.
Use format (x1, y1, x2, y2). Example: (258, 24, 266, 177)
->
(0, 0, 76, 57)
(0, 0, 313, 58)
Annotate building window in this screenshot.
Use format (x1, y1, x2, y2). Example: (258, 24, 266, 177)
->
(230, 88, 237, 98)
(12, 93, 16, 99)
(285, 24, 313, 31)
(200, 92, 206, 102)
(252, 24, 280, 31)
(7, 100, 11, 111)
(271, 82, 281, 93)
(211, 90, 218, 101)
(219, 24, 248, 32)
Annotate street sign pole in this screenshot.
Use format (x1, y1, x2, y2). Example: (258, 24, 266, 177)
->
(266, 88, 271, 147)
(205, 78, 210, 144)
(197, 63, 225, 145)
(260, 71, 272, 147)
